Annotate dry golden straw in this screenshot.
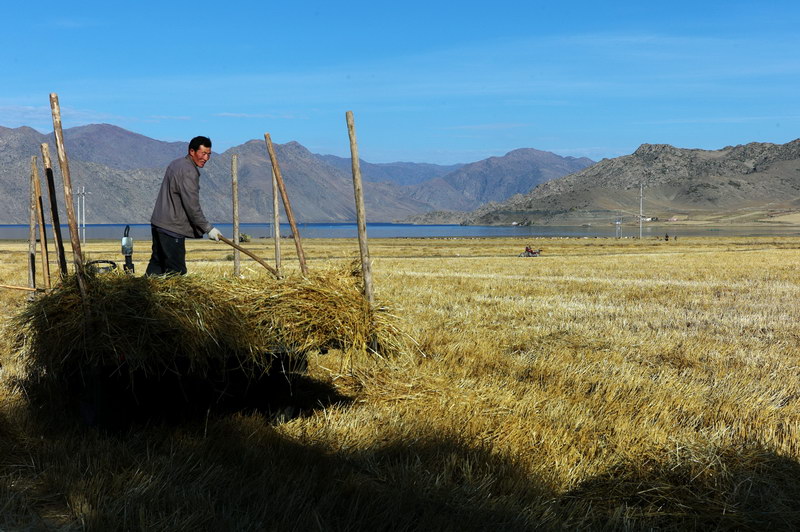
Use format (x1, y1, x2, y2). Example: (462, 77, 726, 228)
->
(12, 268, 406, 386)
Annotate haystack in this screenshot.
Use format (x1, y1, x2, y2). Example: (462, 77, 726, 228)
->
(10, 268, 405, 426)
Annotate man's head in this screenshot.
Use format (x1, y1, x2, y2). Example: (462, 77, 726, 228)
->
(188, 136, 212, 168)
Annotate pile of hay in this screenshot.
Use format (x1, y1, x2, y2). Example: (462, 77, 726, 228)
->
(10, 269, 406, 422)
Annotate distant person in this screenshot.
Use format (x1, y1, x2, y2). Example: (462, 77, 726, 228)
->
(146, 136, 223, 276)
(665, 233, 669, 241)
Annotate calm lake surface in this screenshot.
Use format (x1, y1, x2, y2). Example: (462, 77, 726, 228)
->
(1, 222, 799, 241)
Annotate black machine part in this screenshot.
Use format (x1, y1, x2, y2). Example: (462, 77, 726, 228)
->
(121, 225, 134, 274)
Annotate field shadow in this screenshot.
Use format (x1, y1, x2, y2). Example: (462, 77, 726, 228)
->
(558, 444, 800, 530)
(5, 393, 800, 530)
(18, 357, 352, 434)
(52, 423, 549, 530)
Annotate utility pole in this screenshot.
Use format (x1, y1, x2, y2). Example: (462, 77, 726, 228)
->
(75, 186, 90, 244)
(639, 183, 644, 239)
(81, 186, 86, 244)
(77, 186, 84, 244)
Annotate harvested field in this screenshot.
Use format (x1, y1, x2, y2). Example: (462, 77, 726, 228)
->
(1, 236, 799, 529)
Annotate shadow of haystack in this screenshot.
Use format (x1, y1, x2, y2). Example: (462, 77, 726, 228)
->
(71, 358, 353, 431)
(558, 441, 800, 529)
(11, 270, 403, 430)
(28, 419, 549, 530)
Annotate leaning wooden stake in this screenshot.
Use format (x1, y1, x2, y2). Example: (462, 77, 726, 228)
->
(271, 166, 282, 277)
(49, 93, 87, 300)
(264, 133, 308, 276)
(31, 156, 51, 289)
(40, 143, 68, 278)
(231, 154, 241, 276)
(0, 284, 45, 293)
(28, 160, 37, 290)
(218, 235, 278, 277)
(345, 111, 374, 305)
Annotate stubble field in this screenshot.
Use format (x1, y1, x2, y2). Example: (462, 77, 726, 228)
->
(1, 235, 799, 530)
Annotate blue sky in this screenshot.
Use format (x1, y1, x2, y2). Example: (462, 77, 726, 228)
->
(2, 1, 799, 164)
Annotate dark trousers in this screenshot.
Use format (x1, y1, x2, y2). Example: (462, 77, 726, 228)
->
(146, 227, 187, 276)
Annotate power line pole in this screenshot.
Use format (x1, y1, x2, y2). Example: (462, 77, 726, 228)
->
(76, 186, 89, 244)
(81, 186, 85, 244)
(83, 186, 86, 244)
(639, 183, 644, 239)
(76, 187, 82, 244)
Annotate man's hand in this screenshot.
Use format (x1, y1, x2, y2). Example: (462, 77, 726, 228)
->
(208, 227, 223, 242)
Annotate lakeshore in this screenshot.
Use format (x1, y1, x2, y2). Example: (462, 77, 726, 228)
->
(2, 220, 800, 241)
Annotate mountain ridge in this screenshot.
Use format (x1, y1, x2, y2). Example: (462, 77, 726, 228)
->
(462, 139, 800, 225)
(0, 123, 590, 224)
(315, 154, 463, 186)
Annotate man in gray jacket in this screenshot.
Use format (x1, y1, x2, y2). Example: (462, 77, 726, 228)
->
(145, 136, 223, 275)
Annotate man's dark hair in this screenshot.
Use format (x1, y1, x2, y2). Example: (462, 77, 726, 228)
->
(189, 136, 212, 151)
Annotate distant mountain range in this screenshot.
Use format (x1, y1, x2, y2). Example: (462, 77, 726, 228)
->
(316, 155, 463, 186)
(462, 139, 800, 225)
(8, 123, 793, 229)
(410, 148, 593, 211)
(0, 124, 593, 225)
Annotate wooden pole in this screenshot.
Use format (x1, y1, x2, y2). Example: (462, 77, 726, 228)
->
(32, 156, 51, 289)
(345, 111, 374, 305)
(49, 93, 87, 300)
(40, 143, 68, 278)
(218, 235, 279, 277)
(272, 166, 282, 278)
(264, 133, 308, 276)
(49, 94, 83, 266)
(28, 159, 37, 290)
(231, 154, 241, 276)
(0, 284, 45, 293)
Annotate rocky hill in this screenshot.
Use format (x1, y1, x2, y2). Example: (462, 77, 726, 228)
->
(463, 140, 800, 225)
(315, 154, 462, 186)
(0, 125, 173, 226)
(318, 149, 593, 212)
(0, 124, 592, 225)
(417, 148, 593, 211)
(204, 140, 431, 223)
(0, 125, 432, 224)
(59, 124, 186, 170)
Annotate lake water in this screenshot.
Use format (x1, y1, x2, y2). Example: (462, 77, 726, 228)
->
(1, 222, 799, 241)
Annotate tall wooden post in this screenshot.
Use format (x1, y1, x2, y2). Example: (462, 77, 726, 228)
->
(40, 143, 68, 278)
(231, 154, 241, 276)
(345, 111, 374, 305)
(49, 93, 87, 300)
(32, 157, 51, 289)
(28, 160, 37, 290)
(271, 166, 282, 277)
(264, 133, 308, 276)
